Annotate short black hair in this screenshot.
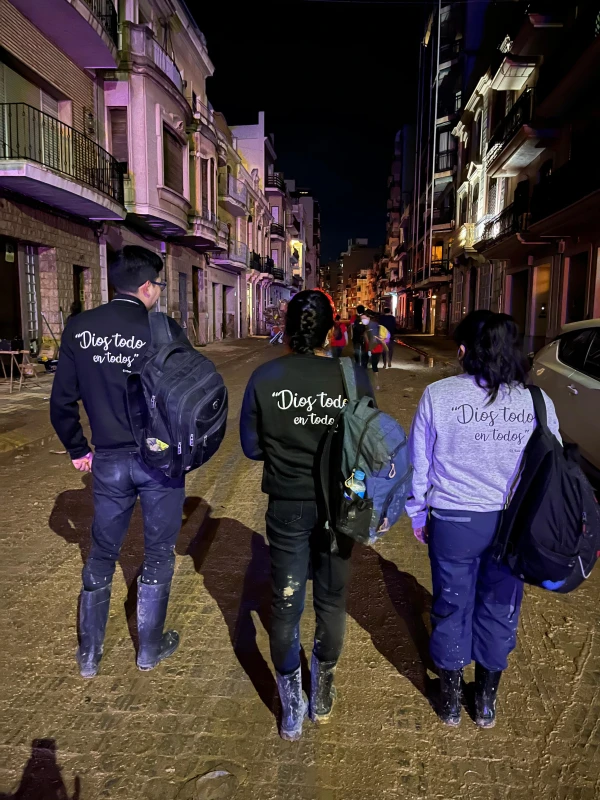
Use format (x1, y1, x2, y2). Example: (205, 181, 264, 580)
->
(356, 305, 365, 314)
(109, 246, 163, 293)
(384, 307, 391, 314)
(335, 314, 341, 321)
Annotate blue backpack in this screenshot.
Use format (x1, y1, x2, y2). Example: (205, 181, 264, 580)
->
(319, 358, 412, 547)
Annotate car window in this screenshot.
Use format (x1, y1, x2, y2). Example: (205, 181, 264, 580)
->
(558, 330, 593, 372)
(582, 331, 600, 381)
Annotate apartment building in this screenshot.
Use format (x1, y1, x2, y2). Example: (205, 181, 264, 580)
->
(320, 260, 344, 315)
(451, 2, 600, 352)
(406, 0, 489, 334)
(0, 0, 124, 352)
(287, 183, 321, 291)
(339, 239, 380, 318)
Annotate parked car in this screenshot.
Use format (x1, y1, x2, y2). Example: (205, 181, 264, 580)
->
(533, 320, 600, 476)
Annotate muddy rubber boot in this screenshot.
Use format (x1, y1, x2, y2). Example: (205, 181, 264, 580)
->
(309, 653, 337, 724)
(438, 668, 463, 726)
(76, 583, 112, 678)
(136, 579, 179, 671)
(475, 664, 502, 729)
(276, 667, 308, 742)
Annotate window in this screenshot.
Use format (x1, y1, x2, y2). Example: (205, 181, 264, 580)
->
(558, 330, 593, 372)
(201, 158, 209, 215)
(163, 127, 184, 194)
(109, 108, 128, 172)
(487, 178, 498, 217)
(470, 182, 480, 223)
(455, 91, 462, 112)
(477, 263, 492, 310)
(472, 113, 482, 163)
(459, 194, 467, 226)
(270, 205, 280, 223)
(271, 249, 278, 266)
(583, 332, 600, 381)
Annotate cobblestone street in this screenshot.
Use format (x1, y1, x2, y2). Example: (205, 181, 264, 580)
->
(0, 339, 599, 800)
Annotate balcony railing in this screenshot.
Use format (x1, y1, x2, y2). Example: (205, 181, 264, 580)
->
(483, 203, 528, 241)
(194, 98, 214, 125)
(487, 88, 533, 155)
(439, 39, 462, 63)
(84, 0, 118, 46)
(432, 206, 454, 226)
(266, 173, 286, 191)
(123, 24, 183, 94)
(436, 150, 457, 173)
(272, 266, 284, 281)
(207, 240, 249, 266)
(0, 103, 124, 204)
(530, 160, 600, 223)
(270, 223, 285, 237)
(219, 173, 247, 207)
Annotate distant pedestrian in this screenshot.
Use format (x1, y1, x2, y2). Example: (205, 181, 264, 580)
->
(50, 246, 195, 678)
(329, 315, 348, 358)
(407, 310, 561, 728)
(240, 290, 372, 741)
(362, 311, 386, 390)
(351, 305, 367, 366)
(380, 307, 396, 368)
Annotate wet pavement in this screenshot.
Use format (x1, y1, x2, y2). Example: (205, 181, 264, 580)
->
(0, 339, 599, 800)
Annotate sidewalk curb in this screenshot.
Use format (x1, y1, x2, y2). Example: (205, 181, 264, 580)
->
(0, 428, 60, 457)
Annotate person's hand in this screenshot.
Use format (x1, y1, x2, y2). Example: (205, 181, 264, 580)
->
(72, 452, 93, 472)
(413, 525, 428, 544)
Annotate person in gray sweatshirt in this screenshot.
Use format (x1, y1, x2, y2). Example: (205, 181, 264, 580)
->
(407, 310, 561, 729)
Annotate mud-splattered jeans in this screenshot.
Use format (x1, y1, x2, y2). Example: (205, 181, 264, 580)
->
(266, 499, 354, 675)
(82, 451, 185, 591)
(428, 508, 524, 672)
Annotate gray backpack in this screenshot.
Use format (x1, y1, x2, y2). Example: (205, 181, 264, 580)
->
(319, 358, 412, 546)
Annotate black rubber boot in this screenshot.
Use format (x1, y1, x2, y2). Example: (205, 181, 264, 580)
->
(275, 667, 308, 742)
(76, 583, 112, 678)
(438, 668, 463, 726)
(136, 578, 179, 671)
(475, 664, 502, 728)
(309, 653, 337, 724)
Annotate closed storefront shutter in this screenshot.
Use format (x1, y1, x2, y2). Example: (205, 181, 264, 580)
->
(163, 126, 183, 195)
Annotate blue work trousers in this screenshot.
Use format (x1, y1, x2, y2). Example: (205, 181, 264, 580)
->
(428, 508, 524, 672)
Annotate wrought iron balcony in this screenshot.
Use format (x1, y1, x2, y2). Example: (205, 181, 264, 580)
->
(218, 173, 247, 217)
(207, 240, 249, 268)
(272, 266, 285, 281)
(266, 174, 286, 192)
(439, 39, 462, 63)
(483, 203, 528, 240)
(85, 0, 118, 45)
(122, 24, 183, 94)
(270, 223, 285, 238)
(487, 89, 534, 157)
(0, 103, 124, 214)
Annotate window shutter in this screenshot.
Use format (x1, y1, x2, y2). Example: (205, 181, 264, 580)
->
(487, 178, 497, 216)
(41, 91, 59, 119)
(110, 108, 128, 168)
(4, 64, 40, 107)
(163, 127, 183, 194)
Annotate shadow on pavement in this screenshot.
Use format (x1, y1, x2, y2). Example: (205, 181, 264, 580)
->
(178, 502, 277, 716)
(347, 544, 434, 698)
(0, 739, 80, 800)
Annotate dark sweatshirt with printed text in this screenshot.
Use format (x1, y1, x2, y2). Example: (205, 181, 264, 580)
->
(50, 295, 185, 458)
(240, 353, 372, 500)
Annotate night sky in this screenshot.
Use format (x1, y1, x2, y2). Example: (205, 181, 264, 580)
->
(190, 0, 424, 262)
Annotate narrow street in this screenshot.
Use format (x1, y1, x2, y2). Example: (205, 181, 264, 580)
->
(0, 339, 598, 800)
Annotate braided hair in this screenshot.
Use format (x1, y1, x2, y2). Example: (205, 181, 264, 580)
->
(285, 290, 334, 354)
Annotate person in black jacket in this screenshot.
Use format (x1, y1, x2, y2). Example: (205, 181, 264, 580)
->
(50, 246, 189, 678)
(380, 307, 396, 368)
(240, 290, 372, 741)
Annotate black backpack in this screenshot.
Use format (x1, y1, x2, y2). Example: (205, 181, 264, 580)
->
(352, 316, 365, 345)
(126, 313, 228, 479)
(493, 385, 599, 593)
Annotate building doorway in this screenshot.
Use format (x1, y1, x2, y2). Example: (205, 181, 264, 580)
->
(0, 237, 21, 342)
(565, 252, 588, 324)
(192, 266, 206, 345)
(73, 265, 85, 313)
(213, 282, 223, 340)
(224, 285, 235, 338)
(509, 269, 529, 347)
(178, 272, 188, 330)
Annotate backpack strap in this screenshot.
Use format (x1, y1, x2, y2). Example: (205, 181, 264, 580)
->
(528, 385, 548, 430)
(340, 357, 358, 404)
(149, 312, 173, 346)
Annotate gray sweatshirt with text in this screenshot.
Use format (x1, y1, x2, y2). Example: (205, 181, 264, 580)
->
(406, 374, 561, 529)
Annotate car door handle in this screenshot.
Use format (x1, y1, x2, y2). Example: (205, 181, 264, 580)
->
(567, 384, 579, 395)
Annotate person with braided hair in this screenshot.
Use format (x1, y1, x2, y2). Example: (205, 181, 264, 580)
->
(240, 290, 372, 741)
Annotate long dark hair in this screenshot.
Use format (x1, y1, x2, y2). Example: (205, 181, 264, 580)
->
(285, 290, 334, 354)
(454, 310, 529, 403)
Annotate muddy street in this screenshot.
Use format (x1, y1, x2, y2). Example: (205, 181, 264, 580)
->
(0, 339, 598, 800)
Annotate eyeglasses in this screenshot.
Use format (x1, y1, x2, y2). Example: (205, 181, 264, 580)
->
(150, 280, 167, 291)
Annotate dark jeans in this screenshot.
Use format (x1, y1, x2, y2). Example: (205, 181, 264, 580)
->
(428, 508, 524, 672)
(331, 346, 344, 359)
(265, 498, 354, 674)
(383, 340, 394, 367)
(371, 352, 381, 374)
(83, 451, 185, 591)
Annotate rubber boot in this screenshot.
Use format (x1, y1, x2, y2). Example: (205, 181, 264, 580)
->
(475, 664, 502, 728)
(76, 583, 112, 678)
(309, 653, 337, 724)
(136, 578, 179, 671)
(276, 666, 308, 742)
(438, 668, 463, 726)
